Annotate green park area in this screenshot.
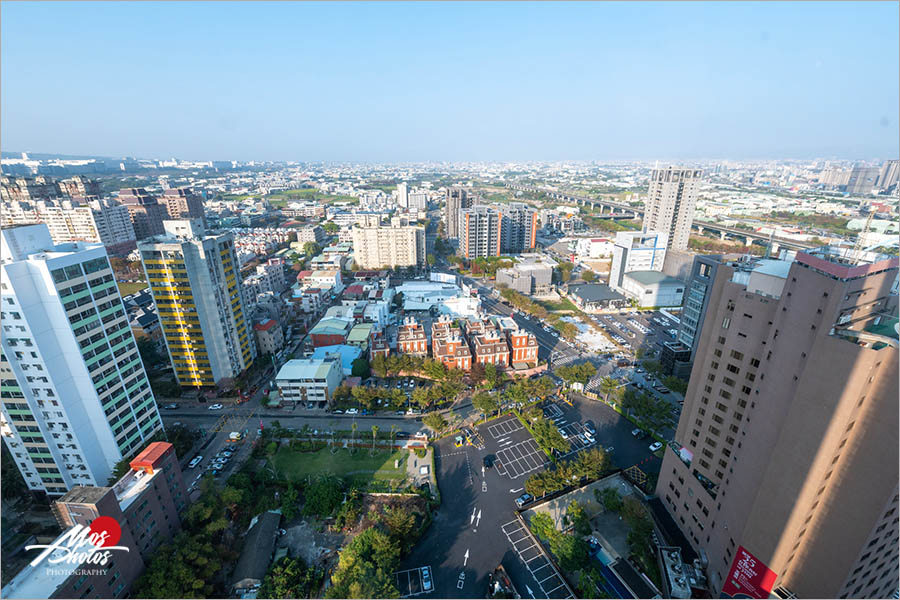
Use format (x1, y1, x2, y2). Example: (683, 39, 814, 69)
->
(266, 188, 358, 206)
(538, 297, 579, 312)
(270, 445, 409, 488)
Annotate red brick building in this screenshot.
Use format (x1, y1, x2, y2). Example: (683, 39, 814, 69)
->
(398, 317, 428, 356)
(432, 315, 472, 370)
(508, 328, 539, 368)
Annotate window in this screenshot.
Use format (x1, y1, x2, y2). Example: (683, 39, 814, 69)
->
(726, 363, 740, 374)
(722, 317, 731, 330)
(730, 350, 744, 360)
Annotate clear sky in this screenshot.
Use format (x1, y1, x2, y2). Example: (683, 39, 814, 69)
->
(2, 1, 897, 162)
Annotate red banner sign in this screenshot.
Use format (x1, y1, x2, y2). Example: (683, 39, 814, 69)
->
(721, 546, 777, 599)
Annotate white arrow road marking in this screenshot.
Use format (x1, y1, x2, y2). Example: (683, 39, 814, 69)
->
(481, 465, 485, 476)
(475, 510, 482, 527)
(526, 584, 535, 598)
(463, 549, 469, 566)
(470, 506, 476, 524)
(510, 488, 523, 493)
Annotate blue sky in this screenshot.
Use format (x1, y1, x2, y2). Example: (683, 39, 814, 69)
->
(2, 2, 897, 162)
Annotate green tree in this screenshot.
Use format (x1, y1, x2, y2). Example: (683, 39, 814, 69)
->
(423, 359, 447, 380)
(530, 512, 557, 541)
(662, 375, 689, 395)
(351, 358, 371, 378)
(550, 533, 591, 572)
(483, 363, 505, 389)
(598, 376, 619, 404)
(259, 556, 321, 599)
(280, 483, 300, 522)
(370, 355, 388, 378)
(582, 270, 596, 282)
(469, 362, 486, 386)
(132, 532, 224, 598)
(597, 488, 623, 513)
(472, 391, 499, 419)
(426, 253, 436, 266)
(326, 528, 401, 599)
(303, 241, 322, 258)
(379, 505, 416, 551)
(573, 447, 610, 481)
(565, 500, 592, 536)
(303, 474, 344, 517)
(422, 412, 448, 435)
(323, 222, 339, 234)
(370, 425, 380, 455)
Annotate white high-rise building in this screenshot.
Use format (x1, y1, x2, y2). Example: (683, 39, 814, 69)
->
(0, 224, 163, 495)
(407, 192, 427, 211)
(643, 166, 703, 251)
(0, 198, 136, 252)
(609, 230, 668, 292)
(352, 224, 425, 269)
(396, 182, 409, 208)
(139, 220, 256, 388)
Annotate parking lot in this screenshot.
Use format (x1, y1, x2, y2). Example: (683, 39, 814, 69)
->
(395, 566, 432, 597)
(500, 519, 575, 599)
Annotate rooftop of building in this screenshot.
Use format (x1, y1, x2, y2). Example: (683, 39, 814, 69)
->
(276, 358, 339, 381)
(310, 344, 362, 371)
(309, 318, 352, 336)
(113, 466, 161, 511)
(254, 319, 277, 332)
(347, 323, 374, 343)
(57, 485, 111, 505)
(568, 282, 626, 302)
(624, 271, 684, 286)
(1, 531, 102, 598)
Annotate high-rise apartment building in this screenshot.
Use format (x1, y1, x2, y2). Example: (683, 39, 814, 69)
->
(0, 175, 61, 203)
(0, 198, 136, 253)
(459, 205, 502, 259)
(0, 225, 162, 496)
(444, 187, 473, 240)
(407, 192, 427, 210)
(352, 224, 425, 269)
(139, 220, 255, 389)
(656, 247, 899, 598)
(846, 165, 881, 196)
(644, 167, 703, 251)
(499, 203, 538, 253)
(396, 182, 409, 208)
(57, 175, 101, 199)
(876, 159, 899, 194)
(609, 231, 668, 292)
(118, 188, 167, 240)
(161, 187, 206, 226)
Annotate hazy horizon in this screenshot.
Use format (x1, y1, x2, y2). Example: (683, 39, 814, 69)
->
(2, 2, 898, 162)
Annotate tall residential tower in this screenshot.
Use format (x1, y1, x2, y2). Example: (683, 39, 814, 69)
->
(643, 166, 703, 251)
(0, 225, 162, 496)
(139, 220, 255, 389)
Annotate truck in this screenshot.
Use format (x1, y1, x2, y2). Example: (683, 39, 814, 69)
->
(228, 432, 244, 442)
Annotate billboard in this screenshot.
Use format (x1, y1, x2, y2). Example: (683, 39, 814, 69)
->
(721, 546, 777, 599)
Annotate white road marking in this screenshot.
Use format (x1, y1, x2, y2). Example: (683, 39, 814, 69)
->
(463, 549, 469, 566)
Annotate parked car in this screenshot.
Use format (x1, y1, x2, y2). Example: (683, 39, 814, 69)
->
(422, 566, 432, 591)
(207, 403, 224, 410)
(346, 408, 359, 415)
(515, 493, 534, 508)
(649, 441, 663, 452)
(332, 409, 344, 414)
(163, 403, 179, 410)
(187, 456, 203, 469)
(584, 421, 596, 435)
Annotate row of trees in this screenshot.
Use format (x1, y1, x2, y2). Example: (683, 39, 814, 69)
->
(497, 286, 580, 340)
(524, 447, 611, 497)
(620, 386, 675, 433)
(556, 361, 597, 385)
(529, 510, 591, 572)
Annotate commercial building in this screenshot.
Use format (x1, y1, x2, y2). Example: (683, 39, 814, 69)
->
(2, 442, 186, 599)
(0, 225, 163, 495)
(160, 187, 205, 226)
(139, 220, 256, 389)
(309, 317, 352, 347)
(643, 167, 703, 251)
(609, 231, 669, 293)
(656, 247, 899, 598)
(275, 358, 343, 408)
(496, 258, 553, 295)
(566, 283, 629, 312)
(118, 188, 167, 241)
(397, 317, 428, 356)
(253, 318, 284, 356)
(351, 223, 425, 269)
(620, 271, 684, 308)
(444, 187, 473, 240)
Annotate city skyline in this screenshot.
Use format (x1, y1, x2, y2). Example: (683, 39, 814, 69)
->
(2, 2, 898, 162)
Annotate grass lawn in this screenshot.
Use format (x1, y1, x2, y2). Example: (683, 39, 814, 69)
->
(267, 189, 358, 205)
(117, 281, 148, 296)
(271, 446, 409, 488)
(538, 297, 579, 312)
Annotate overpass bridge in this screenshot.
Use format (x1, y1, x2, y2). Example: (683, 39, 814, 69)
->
(506, 183, 816, 252)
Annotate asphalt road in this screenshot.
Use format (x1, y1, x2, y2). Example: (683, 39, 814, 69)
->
(399, 393, 662, 598)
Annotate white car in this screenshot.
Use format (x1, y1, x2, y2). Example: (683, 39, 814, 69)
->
(559, 428, 569, 440)
(207, 403, 224, 410)
(346, 408, 359, 415)
(649, 441, 663, 452)
(188, 456, 203, 469)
